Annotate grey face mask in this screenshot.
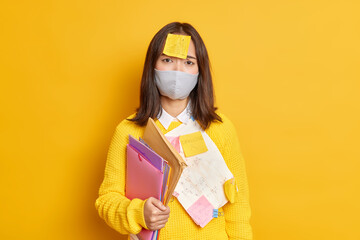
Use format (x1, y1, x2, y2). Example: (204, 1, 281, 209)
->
(154, 69, 199, 100)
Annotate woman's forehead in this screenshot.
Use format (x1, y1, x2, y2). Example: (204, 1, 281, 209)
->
(187, 40, 196, 57)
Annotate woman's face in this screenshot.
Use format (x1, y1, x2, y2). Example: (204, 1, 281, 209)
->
(155, 39, 199, 75)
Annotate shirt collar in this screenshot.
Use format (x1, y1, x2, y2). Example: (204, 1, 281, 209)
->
(157, 101, 192, 130)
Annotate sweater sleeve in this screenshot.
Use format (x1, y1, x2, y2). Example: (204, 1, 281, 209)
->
(219, 115, 253, 240)
(95, 121, 148, 235)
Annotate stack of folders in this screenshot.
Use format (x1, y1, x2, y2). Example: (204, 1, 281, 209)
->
(125, 118, 187, 240)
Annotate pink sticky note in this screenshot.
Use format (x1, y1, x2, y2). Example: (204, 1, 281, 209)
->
(186, 195, 214, 228)
(165, 136, 180, 153)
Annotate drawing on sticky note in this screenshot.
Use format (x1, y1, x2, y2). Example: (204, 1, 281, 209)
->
(163, 33, 191, 59)
(180, 131, 208, 157)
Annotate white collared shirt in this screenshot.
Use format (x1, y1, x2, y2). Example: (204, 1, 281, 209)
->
(157, 101, 192, 130)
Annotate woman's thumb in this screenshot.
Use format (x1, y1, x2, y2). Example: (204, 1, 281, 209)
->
(151, 198, 166, 211)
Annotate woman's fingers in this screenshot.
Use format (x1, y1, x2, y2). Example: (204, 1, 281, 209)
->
(153, 213, 170, 222)
(150, 197, 167, 211)
(147, 211, 170, 223)
(144, 197, 170, 231)
(147, 221, 168, 231)
(153, 224, 166, 231)
(155, 218, 169, 225)
(158, 206, 170, 215)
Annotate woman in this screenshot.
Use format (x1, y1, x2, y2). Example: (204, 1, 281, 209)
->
(95, 22, 252, 240)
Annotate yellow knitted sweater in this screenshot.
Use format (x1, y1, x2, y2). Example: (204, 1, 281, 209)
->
(95, 113, 252, 240)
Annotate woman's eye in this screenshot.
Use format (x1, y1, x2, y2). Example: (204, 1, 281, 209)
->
(186, 61, 194, 65)
(162, 58, 172, 63)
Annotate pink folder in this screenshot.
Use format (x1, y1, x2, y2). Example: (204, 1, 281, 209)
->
(126, 144, 164, 240)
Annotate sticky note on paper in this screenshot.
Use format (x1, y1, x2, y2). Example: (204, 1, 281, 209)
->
(163, 33, 191, 59)
(166, 136, 181, 153)
(180, 131, 208, 157)
(186, 195, 214, 227)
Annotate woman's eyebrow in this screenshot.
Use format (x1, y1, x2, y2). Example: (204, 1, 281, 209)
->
(187, 55, 196, 59)
(161, 53, 196, 60)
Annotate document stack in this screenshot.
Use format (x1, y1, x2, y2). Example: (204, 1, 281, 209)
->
(125, 118, 187, 240)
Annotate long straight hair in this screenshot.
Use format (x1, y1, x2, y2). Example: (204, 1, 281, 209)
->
(128, 22, 222, 130)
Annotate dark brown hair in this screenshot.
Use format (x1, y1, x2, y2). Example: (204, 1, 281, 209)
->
(128, 22, 222, 130)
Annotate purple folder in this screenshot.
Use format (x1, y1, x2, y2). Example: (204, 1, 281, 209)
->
(129, 135, 164, 172)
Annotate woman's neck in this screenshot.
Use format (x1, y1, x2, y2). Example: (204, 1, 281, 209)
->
(160, 96, 189, 118)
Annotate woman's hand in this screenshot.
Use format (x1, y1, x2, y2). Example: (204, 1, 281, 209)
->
(143, 197, 170, 231)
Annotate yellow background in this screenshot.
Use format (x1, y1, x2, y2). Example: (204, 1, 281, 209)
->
(1, 0, 359, 239)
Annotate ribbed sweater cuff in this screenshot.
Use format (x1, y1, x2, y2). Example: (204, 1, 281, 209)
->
(128, 198, 149, 231)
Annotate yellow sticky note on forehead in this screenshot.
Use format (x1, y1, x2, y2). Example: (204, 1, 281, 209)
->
(163, 33, 191, 59)
(180, 131, 208, 157)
